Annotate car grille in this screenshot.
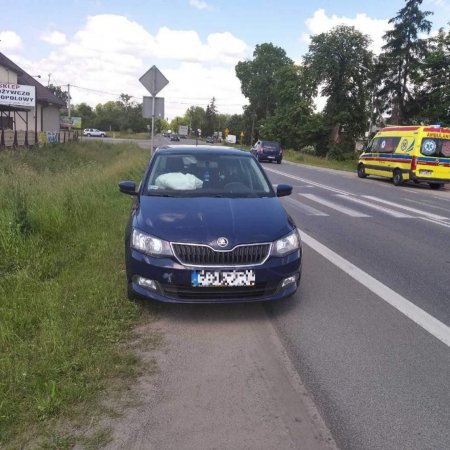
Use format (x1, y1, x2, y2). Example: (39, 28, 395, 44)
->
(171, 243, 271, 266)
(161, 283, 278, 301)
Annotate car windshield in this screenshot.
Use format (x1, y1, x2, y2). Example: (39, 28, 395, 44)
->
(144, 152, 274, 198)
(261, 142, 280, 149)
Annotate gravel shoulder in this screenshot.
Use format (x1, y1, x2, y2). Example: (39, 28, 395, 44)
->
(98, 303, 337, 450)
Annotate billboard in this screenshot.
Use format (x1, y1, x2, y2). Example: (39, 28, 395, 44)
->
(0, 83, 35, 108)
(60, 116, 82, 129)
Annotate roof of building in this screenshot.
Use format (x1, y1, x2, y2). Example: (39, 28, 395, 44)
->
(0, 52, 66, 108)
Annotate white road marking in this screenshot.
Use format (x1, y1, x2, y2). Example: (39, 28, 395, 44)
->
(335, 194, 413, 218)
(362, 196, 449, 221)
(283, 197, 329, 216)
(267, 168, 349, 195)
(300, 194, 370, 217)
(301, 231, 450, 348)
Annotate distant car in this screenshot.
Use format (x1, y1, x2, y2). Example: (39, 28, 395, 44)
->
(83, 128, 106, 137)
(163, 132, 170, 138)
(170, 134, 180, 141)
(251, 140, 282, 164)
(118, 145, 302, 303)
(206, 136, 215, 144)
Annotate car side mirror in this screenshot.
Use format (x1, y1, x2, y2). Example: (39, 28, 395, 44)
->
(276, 184, 293, 197)
(118, 180, 138, 196)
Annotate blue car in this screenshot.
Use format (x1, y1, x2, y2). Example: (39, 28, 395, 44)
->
(119, 145, 302, 303)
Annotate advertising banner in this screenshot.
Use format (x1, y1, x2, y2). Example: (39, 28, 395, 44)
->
(0, 83, 36, 108)
(60, 116, 82, 129)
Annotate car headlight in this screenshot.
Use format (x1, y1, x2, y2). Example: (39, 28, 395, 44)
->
(131, 229, 173, 257)
(271, 229, 301, 257)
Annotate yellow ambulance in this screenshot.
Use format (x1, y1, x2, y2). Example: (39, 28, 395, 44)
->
(357, 125, 450, 189)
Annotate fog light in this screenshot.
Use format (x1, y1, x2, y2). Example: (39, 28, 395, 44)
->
(281, 274, 298, 288)
(133, 275, 158, 291)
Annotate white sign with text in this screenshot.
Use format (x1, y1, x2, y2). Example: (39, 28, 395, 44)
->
(0, 83, 36, 108)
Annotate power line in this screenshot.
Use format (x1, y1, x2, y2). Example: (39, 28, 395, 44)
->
(53, 82, 245, 107)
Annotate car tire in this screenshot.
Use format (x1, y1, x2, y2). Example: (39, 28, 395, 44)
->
(429, 183, 443, 190)
(87, 134, 91, 137)
(277, 158, 282, 164)
(357, 164, 367, 178)
(101, 133, 105, 137)
(393, 169, 403, 186)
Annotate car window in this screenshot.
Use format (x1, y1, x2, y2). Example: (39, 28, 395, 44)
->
(421, 138, 450, 157)
(368, 136, 401, 153)
(145, 153, 274, 197)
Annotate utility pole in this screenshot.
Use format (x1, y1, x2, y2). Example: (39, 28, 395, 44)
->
(67, 84, 71, 117)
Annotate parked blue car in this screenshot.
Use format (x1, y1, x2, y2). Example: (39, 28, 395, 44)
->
(119, 145, 302, 303)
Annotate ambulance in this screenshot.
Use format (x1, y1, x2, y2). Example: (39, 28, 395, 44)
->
(357, 125, 450, 189)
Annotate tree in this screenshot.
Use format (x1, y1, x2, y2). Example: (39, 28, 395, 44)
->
(204, 97, 218, 136)
(304, 25, 373, 155)
(261, 64, 316, 150)
(184, 106, 206, 135)
(236, 43, 293, 121)
(70, 102, 94, 128)
(48, 84, 70, 110)
(414, 26, 450, 125)
(377, 0, 433, 124)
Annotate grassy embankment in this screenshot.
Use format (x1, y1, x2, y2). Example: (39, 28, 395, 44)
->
(0, 141, 156, 448)
(283, 148, 358, 172)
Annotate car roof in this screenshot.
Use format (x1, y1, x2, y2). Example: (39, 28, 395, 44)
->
(155, 145, 248, 156)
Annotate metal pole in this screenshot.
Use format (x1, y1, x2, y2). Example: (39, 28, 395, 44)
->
(151, 94, 155, 155)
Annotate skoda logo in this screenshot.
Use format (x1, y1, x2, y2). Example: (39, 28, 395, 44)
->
(217, 237, 229, 248)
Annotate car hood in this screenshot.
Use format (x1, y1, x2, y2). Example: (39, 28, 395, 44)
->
(135, 196, 294, 248)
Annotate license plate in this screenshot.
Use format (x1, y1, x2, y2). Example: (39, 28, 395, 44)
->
(268, 156, 275, 159)
(192, 270, 255, 287)
(419, 170, 433, 175)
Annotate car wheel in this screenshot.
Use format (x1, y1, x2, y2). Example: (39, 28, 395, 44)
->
(101, 133, 105, 137)
(429, 183, 443, 190)
(87, 134, 91, 137)
(393, 169, 403, 186)
(277, 158, 282, 164)
(357, 163, 367, 178)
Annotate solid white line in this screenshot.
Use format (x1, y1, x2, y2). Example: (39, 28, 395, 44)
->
(419, 217, 450, 229)
(301, 231, 450, 348)
(300, 193, 370, 217)
(335, 194, 413, 218)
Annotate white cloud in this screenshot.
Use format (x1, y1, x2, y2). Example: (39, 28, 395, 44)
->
(16, 14, 248, 119)
(0, 31, 23, 52)
(189, 0, 212, 10)
(41, 31, 67, 46)
(304, 9, 392, 54)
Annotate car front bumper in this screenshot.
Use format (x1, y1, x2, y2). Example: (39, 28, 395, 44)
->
(126, 246, 302, 304)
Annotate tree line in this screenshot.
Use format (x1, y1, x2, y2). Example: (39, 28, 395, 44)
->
(59, 0, 448, 159)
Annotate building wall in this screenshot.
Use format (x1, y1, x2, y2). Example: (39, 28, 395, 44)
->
(0, 67, 18, 83)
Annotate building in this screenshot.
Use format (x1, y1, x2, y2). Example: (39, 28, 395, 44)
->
(0, 52, 67, 146)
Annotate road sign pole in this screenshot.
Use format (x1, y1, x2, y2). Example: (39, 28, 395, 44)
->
(151, 94, 156, 155)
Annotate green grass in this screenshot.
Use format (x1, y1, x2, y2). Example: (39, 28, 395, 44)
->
(283, 149, 358, 172)
(0, 141, 157, 448)
(108, 131, 151, 140)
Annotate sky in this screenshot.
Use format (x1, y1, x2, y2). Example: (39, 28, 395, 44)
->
(1, 0, 449, 120)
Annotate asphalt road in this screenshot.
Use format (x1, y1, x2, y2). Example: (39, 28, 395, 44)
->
(264, 161, 450, 450)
